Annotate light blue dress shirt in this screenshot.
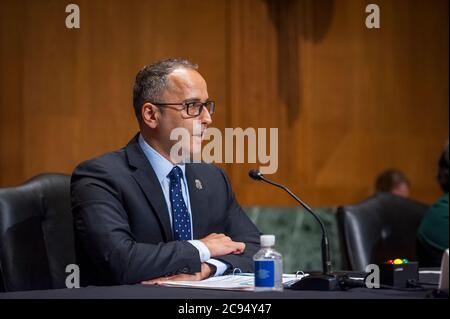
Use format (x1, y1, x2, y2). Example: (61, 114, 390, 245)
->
(138, 134, 227, 276)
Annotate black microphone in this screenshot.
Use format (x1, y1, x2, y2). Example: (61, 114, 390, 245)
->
(248, 169, 341, 291)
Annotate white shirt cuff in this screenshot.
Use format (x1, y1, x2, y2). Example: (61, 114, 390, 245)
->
(188, 240, 211, 263)
(205, 259, 229, 276)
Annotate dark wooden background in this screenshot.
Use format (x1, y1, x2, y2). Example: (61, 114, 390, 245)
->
(1, 0, 448, 206)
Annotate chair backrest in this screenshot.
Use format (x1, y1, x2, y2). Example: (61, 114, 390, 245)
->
(337, 193, 429, 271)
(0, 173, 75, 291)
(245, 206, 343, 272)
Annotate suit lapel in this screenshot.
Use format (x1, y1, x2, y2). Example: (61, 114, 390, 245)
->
(126, 135, 173, 242)
(186, 164, 209, 239)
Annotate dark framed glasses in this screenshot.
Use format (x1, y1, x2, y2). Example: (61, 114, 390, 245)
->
(151, 100, 215, 117)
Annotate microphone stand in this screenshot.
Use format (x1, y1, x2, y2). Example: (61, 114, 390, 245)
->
(249, 170, 341, 291)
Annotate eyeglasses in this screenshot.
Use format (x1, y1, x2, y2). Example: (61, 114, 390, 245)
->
(151, 100, 215, 117)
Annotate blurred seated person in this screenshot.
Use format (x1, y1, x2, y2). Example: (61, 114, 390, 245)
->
(417, 143, 449, 267)
(375, 169, 411, 198)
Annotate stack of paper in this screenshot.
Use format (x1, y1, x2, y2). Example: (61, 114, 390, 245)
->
(159, 273, 308, 291)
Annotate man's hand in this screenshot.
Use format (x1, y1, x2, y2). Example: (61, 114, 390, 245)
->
(200, 233, 245, 257)
(141, 263, 215, 285)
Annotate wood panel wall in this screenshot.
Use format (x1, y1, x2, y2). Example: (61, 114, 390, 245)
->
(1, 0, 448, 206)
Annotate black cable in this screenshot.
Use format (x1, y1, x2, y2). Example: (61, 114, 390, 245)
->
(414, 282, 439, 286)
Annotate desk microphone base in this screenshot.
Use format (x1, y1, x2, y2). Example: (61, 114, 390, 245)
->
(288, 274, 341, 291)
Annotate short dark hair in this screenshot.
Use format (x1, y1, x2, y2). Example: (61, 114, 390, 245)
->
(437, 143, 449, 193)
(375, 169, 410, 193)
(132, 58, 198, 122)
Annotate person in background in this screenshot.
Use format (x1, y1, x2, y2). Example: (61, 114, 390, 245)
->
(417, 143, 449, 267)
(375, 169, 411, 198)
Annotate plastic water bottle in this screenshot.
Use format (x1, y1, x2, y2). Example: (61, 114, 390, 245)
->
(254, 235, 283, 291)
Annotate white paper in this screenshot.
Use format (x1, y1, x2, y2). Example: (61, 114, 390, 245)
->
(158, 273, 309, 291)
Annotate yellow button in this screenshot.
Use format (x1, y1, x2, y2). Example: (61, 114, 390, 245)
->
(393, 258, 403, 264)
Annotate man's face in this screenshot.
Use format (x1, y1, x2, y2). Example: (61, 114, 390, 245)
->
(155, 68, 212, 161)
(392, 182, 410, 198)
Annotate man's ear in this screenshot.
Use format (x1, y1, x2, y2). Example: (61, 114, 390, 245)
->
(141, 102, 160, 129)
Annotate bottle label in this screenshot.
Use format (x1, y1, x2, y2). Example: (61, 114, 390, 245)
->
(254, 260, 275, 287)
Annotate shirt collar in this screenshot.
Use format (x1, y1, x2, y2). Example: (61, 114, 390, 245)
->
(138, 134, 186, 183)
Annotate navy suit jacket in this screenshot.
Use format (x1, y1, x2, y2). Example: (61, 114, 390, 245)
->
(71, 134, 260, 286)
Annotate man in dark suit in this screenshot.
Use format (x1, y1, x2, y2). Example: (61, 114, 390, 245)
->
(71, 59, 260, 286)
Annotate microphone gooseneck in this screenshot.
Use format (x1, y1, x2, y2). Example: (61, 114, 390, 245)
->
(248, 170, 332, 276)
(248, 169, 342, 291)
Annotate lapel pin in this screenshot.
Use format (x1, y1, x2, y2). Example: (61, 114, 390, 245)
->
(195, 179, 203, 190)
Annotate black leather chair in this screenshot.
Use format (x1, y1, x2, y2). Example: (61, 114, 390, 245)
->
(0, 173, 75, 291)
(337, 193, 429, 271)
